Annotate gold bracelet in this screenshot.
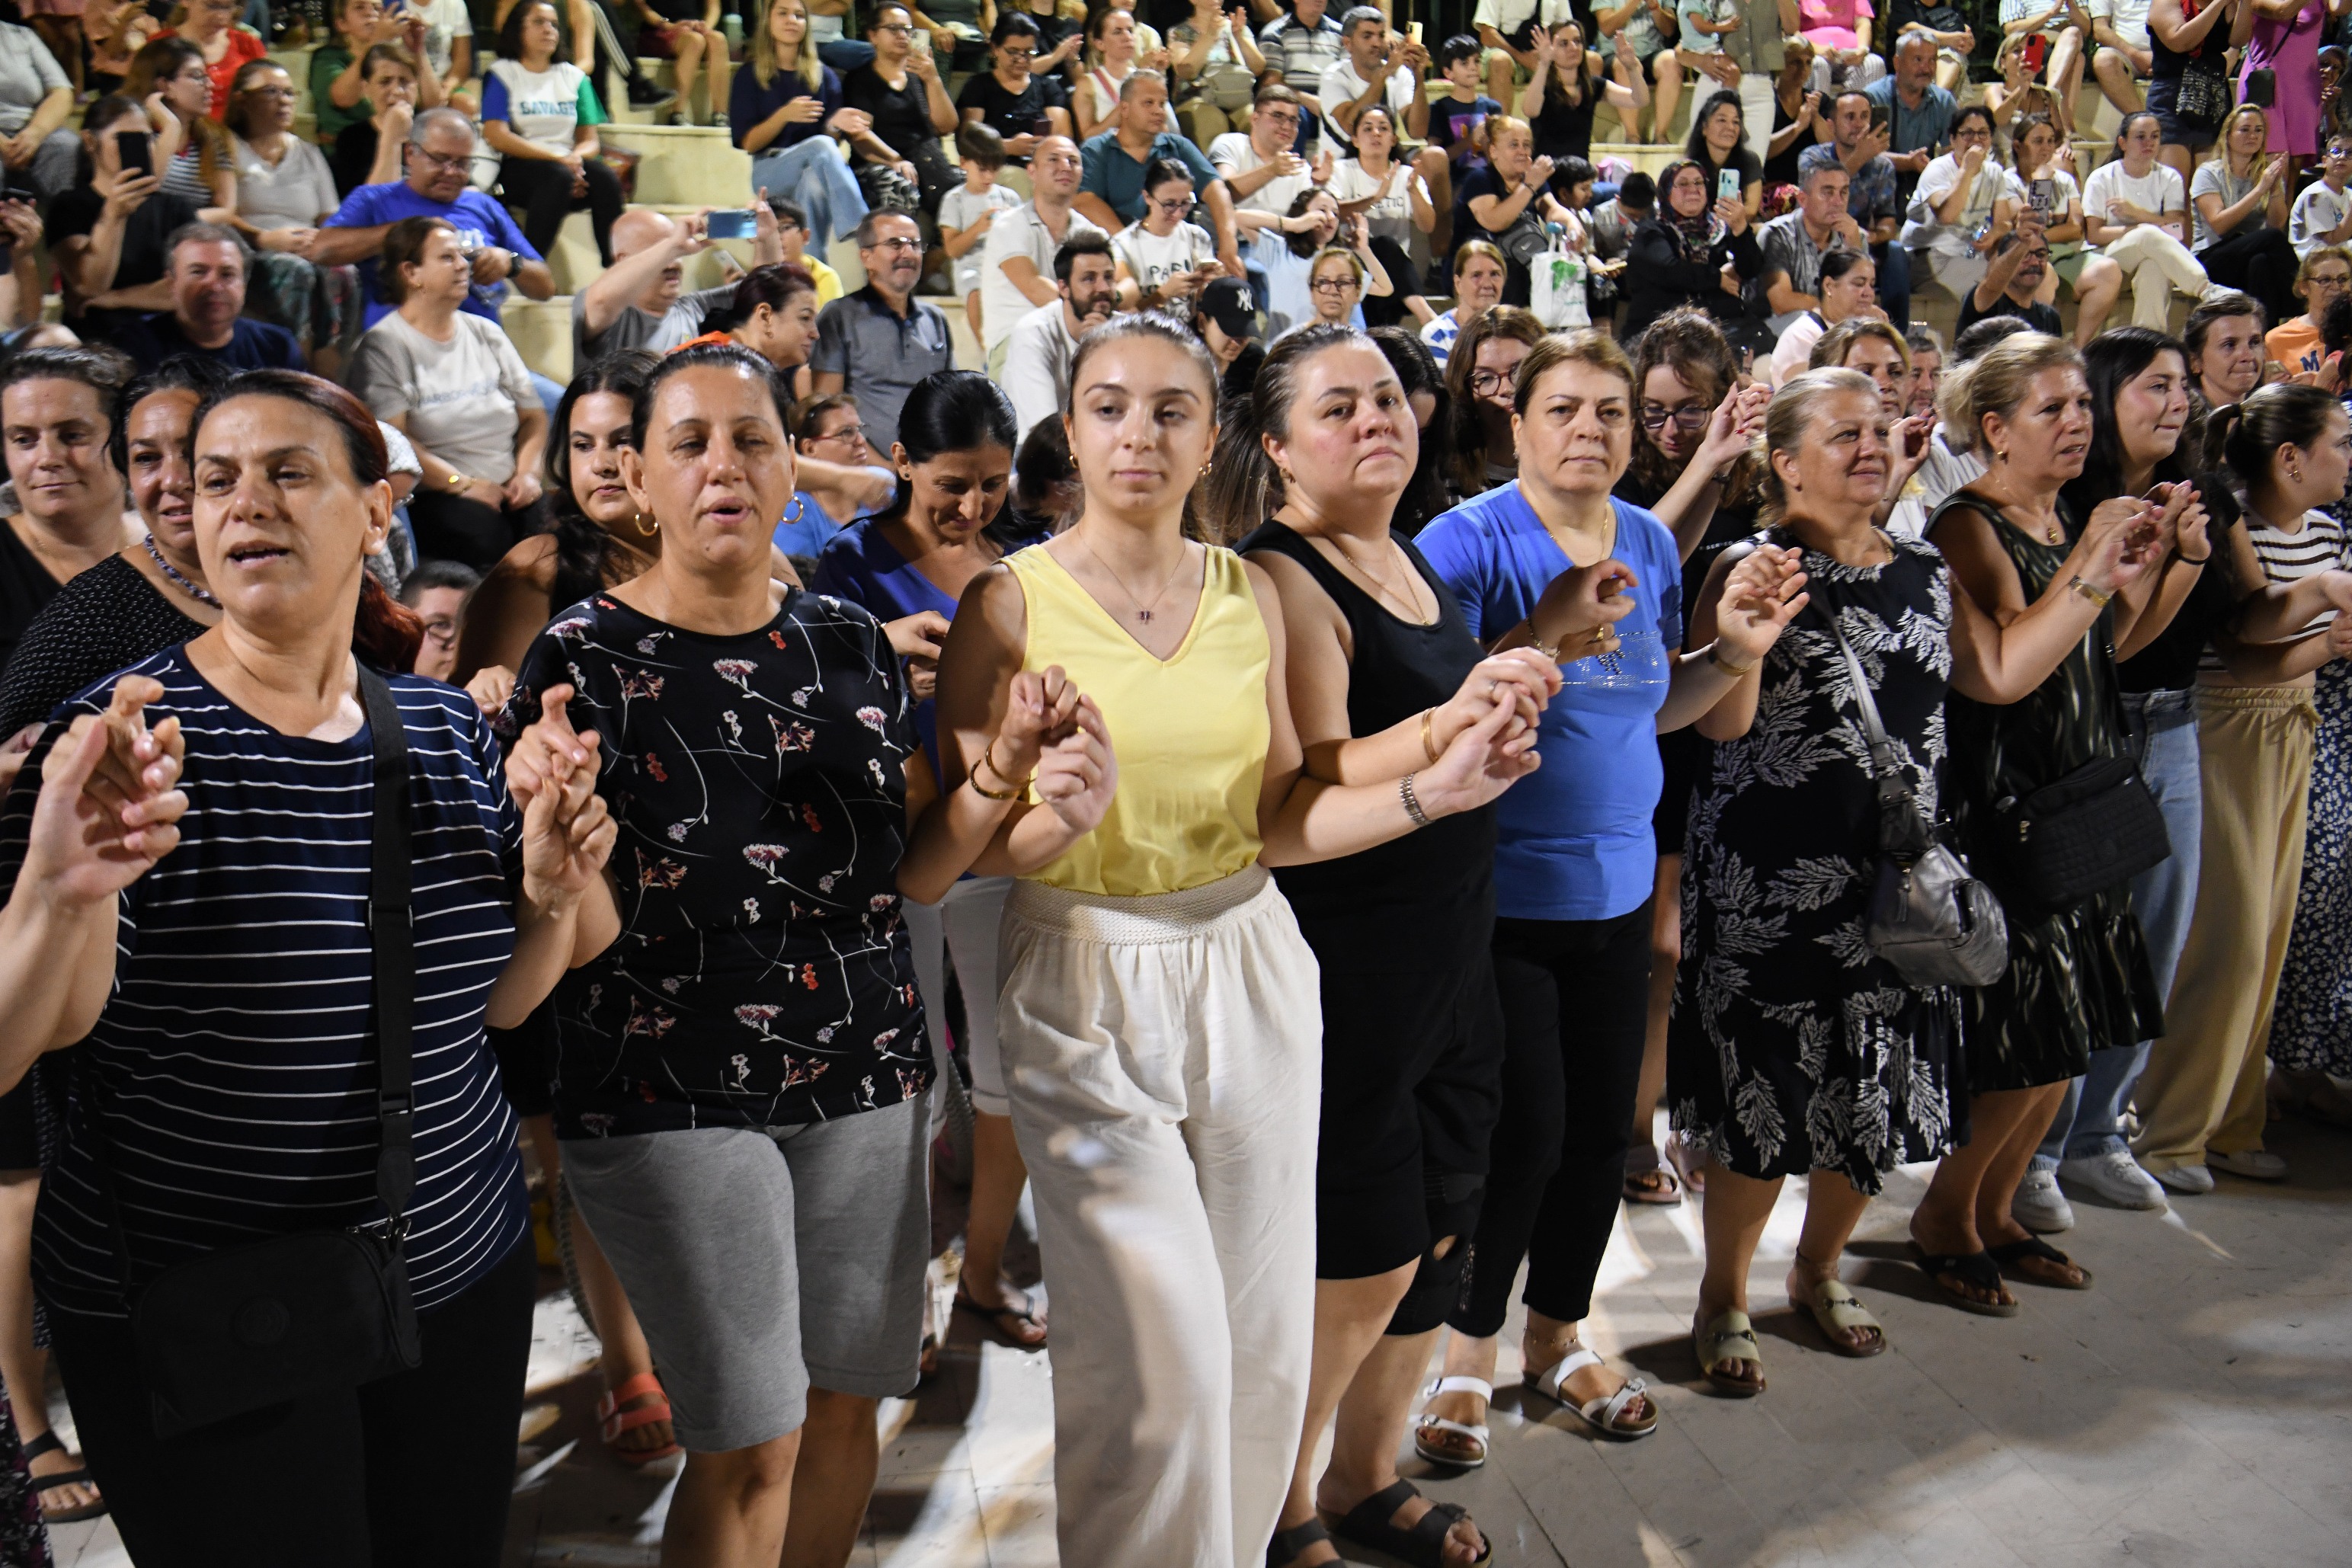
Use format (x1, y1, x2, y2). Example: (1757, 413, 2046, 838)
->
(968, 743, 1032, 802)
(1419, 706, 1440, 764)
(1708, 642, 1757, 677)
(2069, 574, 2114, 610)
(1520, 618, 1563, 662)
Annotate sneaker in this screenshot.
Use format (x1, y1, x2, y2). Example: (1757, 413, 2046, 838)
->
(2012, 1165, 2075, 1233)
(2207, 1148, 2288, 1181)
(2155, 1162, 2216, 1195)
(626, 78, 678, 109)
(710, 111, 728, 129)
(2058, 1149, 2168, 1211)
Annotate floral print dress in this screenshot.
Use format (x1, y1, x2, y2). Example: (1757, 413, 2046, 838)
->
(507, 588, 930, 1140)
(1669, 532, 1967, 1192)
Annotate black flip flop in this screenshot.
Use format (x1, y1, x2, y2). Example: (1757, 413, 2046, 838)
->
(1329, 1479, 1492, 1568)
(1989, 1234, 2094, 1290)
(1909, 1242, 2021, 1317)
(1269, 1518, 1338, 1568)
(21, 1432, 106, 1525)
(953, 1283, 1048, 1346)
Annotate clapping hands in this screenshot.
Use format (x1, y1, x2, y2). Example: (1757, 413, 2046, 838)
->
(19, 676, 188, 910)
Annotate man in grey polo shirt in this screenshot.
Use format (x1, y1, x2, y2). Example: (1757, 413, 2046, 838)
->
(811, 210, 954, 454)
(1753, 158, 1865, 334)
(573, 206, 784, 365)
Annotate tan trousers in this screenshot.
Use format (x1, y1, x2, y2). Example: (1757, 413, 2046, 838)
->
(2103, 223, 2210, 330)
(997, 865, 1322, 1568)
(2134, 684, 2317, 1171)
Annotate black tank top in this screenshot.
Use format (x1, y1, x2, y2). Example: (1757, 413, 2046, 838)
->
(1239, 519, 1496, 927)
(0, 518, 65, 680)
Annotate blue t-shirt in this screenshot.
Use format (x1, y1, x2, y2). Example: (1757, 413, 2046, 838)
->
(1418, 485, 1682, 923)
(323, 181, 545, 326)
(775, 489, 847, 559)
(107, 313, 305, 373)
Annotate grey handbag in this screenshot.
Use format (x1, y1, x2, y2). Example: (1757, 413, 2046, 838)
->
(1825, 613, 2011, 987)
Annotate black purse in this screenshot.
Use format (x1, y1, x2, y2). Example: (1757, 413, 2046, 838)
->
(96, 667, 423, 1439)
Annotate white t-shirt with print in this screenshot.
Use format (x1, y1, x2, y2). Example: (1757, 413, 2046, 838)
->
(483, 59, 601, 158)
(350, 311, 539, 484)
(415, 0, 473, 80)
(2081, 158, 2186, 248)
(1112, 219, 1217, 299)
(2292, 180, 2352, 254)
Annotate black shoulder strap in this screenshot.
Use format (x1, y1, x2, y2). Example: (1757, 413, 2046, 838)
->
(356, 665, 416, 1237)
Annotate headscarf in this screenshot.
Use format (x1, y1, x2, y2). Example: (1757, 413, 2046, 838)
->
(1655, 159, 1726, 265)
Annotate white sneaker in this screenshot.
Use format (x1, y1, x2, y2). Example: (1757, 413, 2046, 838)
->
(2013, 1166, 2075, 1233)
(2208, 1148, 2288, 1181)
(2059, 1150, 2168, 1211)
(2156, 1162, 2216, 1195)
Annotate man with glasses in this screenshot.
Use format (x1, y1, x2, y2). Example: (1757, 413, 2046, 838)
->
(980, 133, 1103, 375)
(2266, 246, 2352, 376)
(811, 210, 953, 453)
(1003, 232, 1118, 443)
(1899, 107, 2019, 303)
(1958, 211, 2064, 336)
(956, 11, 1073, 159)
(397, 560, 481, 683)
(1075, 70, 1241, 278)
(314, 106, 555, 331)
(1210, 84, 1326, 217)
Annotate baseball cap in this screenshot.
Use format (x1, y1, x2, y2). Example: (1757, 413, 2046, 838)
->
(1198, 277, 1260, 341)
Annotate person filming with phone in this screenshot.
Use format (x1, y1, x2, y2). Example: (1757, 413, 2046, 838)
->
(43, 94, 207, 343)
(573, 204, 784, 363)
(1619, 156, 1761, 341)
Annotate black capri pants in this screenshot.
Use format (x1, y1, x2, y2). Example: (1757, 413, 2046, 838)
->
(1449, 899, 1654, 1338)
(497, 152, 625, 262)
(2197, 224, 2300, 335)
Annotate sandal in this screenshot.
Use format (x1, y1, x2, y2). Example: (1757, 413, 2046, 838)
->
(1789, 1275, 1887, 1357)
(954, 1282, 1048, 1346)
(1622, 1152, 1682, 1206)
(1412, 1374, 1490, 1468)
(1692, 1309, 1765, 1397)
(1908, 1243, 2021, 1317)
(1267, 1517, 1339, 1568)
(22, 1432, 107, 1524)
(1524, 1346, 1658, 1438)
(1665, 1132, 1709, 1196)
(1327, 1480, 1492, 1568)
(597, 1371, 683, 1465)
(1988, 1234, 2094, 1291)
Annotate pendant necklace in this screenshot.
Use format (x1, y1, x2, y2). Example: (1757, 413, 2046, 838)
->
(1078, 536, 1185, 624)
(145, 533, 217, 606)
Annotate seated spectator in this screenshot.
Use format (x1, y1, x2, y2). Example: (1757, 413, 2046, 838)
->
(1078, 70, 1238, 267)
(107, 222, 304, 371)
(2265, 245, 2350, 376)
(1075, 2, 1174, 142)
(1422, 241, 1509, 377)
(483, 0, 626, 264)
(0, 6, 78, 201)
(574, 205, 784, 364)
(632, 0, 728, 127)
(1520, 21, 1644, 181)
(676, 263, 825, 389)
(1764, 41, 1826, 194)
(1984, 24, 2065, 136)
(939, 123, 1025, 341)
(1330, 102, 1434, 327)
(350, 215, 549, 569)
(313, 0, 435, 151)
(1685, 88, 1762, 219)
(1768, 243, 1878, 385)
(1958, 219, 2066, 335)
(314, 107, 555, 329)
(1587, 168, 1652, 262)
(735, 0, 871, 250)
(222, 60, 359, 370)
(1259, 0, 1343, 146)
(0, 201, 45, 336)
(1756, 156, 1864, 334)
(1294, 235, 1393, 331)
(1317, 6, 1430, 168)
(414, 0, 475, 110)
(1796, 0, 1884, 93)
(126, 38, 232, 209)
(811, 210, 954, 453)
(1995, 0, 2089, 128)
(846, 2, 962, 216)
(770, 194, 845, 305)
(1250, 186, 1342, 333)
(43, 96, 208, 343)
(980, 133, 1102, 373)
(1453, 114, 1576, 305)
(780, 391, 899, 555)
(1166, 0, 1262, 149)
(1194, 273, 1264, 398)
(156, 0, 264, 120)
(2006, 110, 2122, 346)
(1003, 232, 1117, 442)
(1902, 105, 2020, 304)
(2291, 130, 2352, 255)
(1801, 89, 1911, 326)
(330, 43, 422, 196)
(399, 557, 481, 683)
(1442, 301, 1542, 495)
(1110, 155, 1220, 316)
(82, 0, 158, 99)
(2082, 109, 2207, 332)
(958, 11, 1074, 156)
(1208, 84, 1325, 226)
(1596, 0, 1683, 142)
(1621, 156, 1762, 343)
(2089, 0, 2152, 115)
(1428, 32, 1504, 176)
(2192, 102, 2299, 331)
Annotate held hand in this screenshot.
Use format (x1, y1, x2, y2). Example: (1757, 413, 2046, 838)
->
(885, 610, 952, 664)
(1033, 697, 1116, 834)
(507, 683, 602, 812)
(466, 665, 516, 715)
(2073, 494, 2163, 595)
(993, 664, 1082, 780)
(22, 677, 189, 910)
(520, 744, 617, 904)
(1532, 556, 1639, 656)
(1408, 686, 1541, 821)
(1432, 648, 1561, 754)
(1713, 544, 1810, 666)
(0, 722, 38, 798)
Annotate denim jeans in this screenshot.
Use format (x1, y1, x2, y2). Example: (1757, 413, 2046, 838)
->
(751, 137, 871, 248)
(2037, 688, 2203, 1168)
(1873, 238, 1911, 331)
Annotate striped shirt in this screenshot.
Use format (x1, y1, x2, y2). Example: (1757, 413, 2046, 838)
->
(0, 649, 530, 1319)
(2199, 510, 2349, 672)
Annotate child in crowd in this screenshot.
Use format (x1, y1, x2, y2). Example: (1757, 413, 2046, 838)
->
(767, 193, 846, 307)
(937, 123, 1026, 341)
(1676, 0, 1739, 58)
(1430, 34, 1504, 169)
(2292, 133, 2352, 256)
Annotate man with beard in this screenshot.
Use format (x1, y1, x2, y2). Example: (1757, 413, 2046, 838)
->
(1002, 232, 1119, 443)
(811, 209, 954, 453)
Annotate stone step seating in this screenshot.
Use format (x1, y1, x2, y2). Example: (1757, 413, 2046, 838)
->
(603, 53, 738, 127)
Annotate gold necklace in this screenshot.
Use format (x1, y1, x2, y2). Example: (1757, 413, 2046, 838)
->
(1077, 535, 1187, 624)
(1326, 533, 1426, 621)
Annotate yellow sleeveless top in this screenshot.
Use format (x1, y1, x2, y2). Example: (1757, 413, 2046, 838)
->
(1007, 542, 1271, 898)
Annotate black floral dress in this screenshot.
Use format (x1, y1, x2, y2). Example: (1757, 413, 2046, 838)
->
(508, 588, 930, 1139)
(1938, 497, 2165, 1094)
(1669, 533, 1966, 1192)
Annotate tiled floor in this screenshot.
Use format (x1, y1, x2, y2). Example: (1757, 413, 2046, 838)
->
(44, 1112, 2352, 1566)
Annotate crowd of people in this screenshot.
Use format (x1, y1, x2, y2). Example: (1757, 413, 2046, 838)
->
(0, 2, 2350, 1568)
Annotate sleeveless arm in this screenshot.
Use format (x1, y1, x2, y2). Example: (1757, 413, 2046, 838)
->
(453, 533, 559, 686)
(1928, 498, 2118, 703)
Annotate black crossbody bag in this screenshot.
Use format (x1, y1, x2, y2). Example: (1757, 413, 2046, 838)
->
(94, 667, 423, 1439)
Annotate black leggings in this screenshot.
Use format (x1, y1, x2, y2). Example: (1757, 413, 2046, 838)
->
(49, 1234, 535, 1568)
(2199, 224, 2300, 329)
(1450, 901, 1653, 1337)
(498, 153, 625, 262)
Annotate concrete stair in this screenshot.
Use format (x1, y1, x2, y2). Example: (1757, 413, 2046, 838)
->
(600, 123, 753, 205)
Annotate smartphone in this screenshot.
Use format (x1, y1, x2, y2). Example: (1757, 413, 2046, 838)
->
(1717, 168, 1740, 203)
(705, 208, 758, 239)
(2030, 176, 2054, 213)
(114, 129, 150, 178)
(1406, 19, 1422, 43)
(1867, 104, 1890, 136)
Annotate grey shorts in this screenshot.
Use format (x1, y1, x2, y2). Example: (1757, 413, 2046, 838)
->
(562, 1090, 933, 1452)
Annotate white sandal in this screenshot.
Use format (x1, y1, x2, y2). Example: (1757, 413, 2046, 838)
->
(1412, 1374, 1492, 1468)
(1523, 1346, 1658, 1440)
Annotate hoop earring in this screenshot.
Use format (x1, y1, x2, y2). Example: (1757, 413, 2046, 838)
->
(632, 510, 658, 538)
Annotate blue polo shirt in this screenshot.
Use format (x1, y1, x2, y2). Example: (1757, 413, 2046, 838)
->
(1862, 77, 1955, 162)
(1080, 130, 1220, 225)
(1417, 485, 1682, 923)
(322, 181, 545, 326)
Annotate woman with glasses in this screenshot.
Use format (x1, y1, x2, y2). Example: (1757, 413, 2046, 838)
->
(1111, 157, 1220, 318)
(223, 60, 360, 373)
(1443, 305, 1545, 501)
(1618, 158, 1761, 345)
(735, 0, 873, 253)
(1301, 242, 1394, 331)
(1768, 248, 1878, 388)
(955, 11, 1075, 159)
(1902, 105, 2022, 305)
(2191, 103, 2300, 331)
(780, 392, 901, 558)
(124, 38, 231, 208)
(2264, 246, 2350, 376)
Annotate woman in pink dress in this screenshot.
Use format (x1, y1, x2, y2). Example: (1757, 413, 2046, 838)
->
(2242, 0, 2341, 165)
(1800, 0, 1889, 91)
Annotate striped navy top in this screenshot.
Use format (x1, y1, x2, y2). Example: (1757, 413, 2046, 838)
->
(0, 648, 530, 1319)
(2198, 509, 2350, 672)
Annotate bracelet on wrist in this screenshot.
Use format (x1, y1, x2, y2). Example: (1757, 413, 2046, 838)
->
(1419, 707, 1441, 765)
(2069, 574, 2114, 610)
(1708, 642, 1758, 677)
(969, 742, 1032, 802)
(1519, 617, 1563, 662)
(2173, 548, 2213, 565)
(1400, 772, 1432, 828)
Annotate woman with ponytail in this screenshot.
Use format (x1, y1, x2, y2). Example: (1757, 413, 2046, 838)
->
(0, 366, 614, 1562)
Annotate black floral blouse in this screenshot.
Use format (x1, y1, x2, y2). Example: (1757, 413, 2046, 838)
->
(509, 589, 930, 1138)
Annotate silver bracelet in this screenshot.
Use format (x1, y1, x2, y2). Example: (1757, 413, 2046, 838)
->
(1400, 773, 1432, 828)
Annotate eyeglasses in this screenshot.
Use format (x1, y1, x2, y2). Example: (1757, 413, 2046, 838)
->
(1640, 403, 1710, 431)
(1469, 369, 1512, 395)
(1150, 194, 1192, 213)
(2312, 273, 2352, 290)
(862, 235, 923, 252)
(1257, 110, 1300, 128)
(999, 46, 1035, 58)
(2024, 247, 2052, 260)
(1311, 277, 1358, 293)
(244, 85, 293, 98)
(812, 424, 869, 444)
(875, 21, 914, 34)
(410, 148, 470, 172)
(420, 618, 460, 645)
